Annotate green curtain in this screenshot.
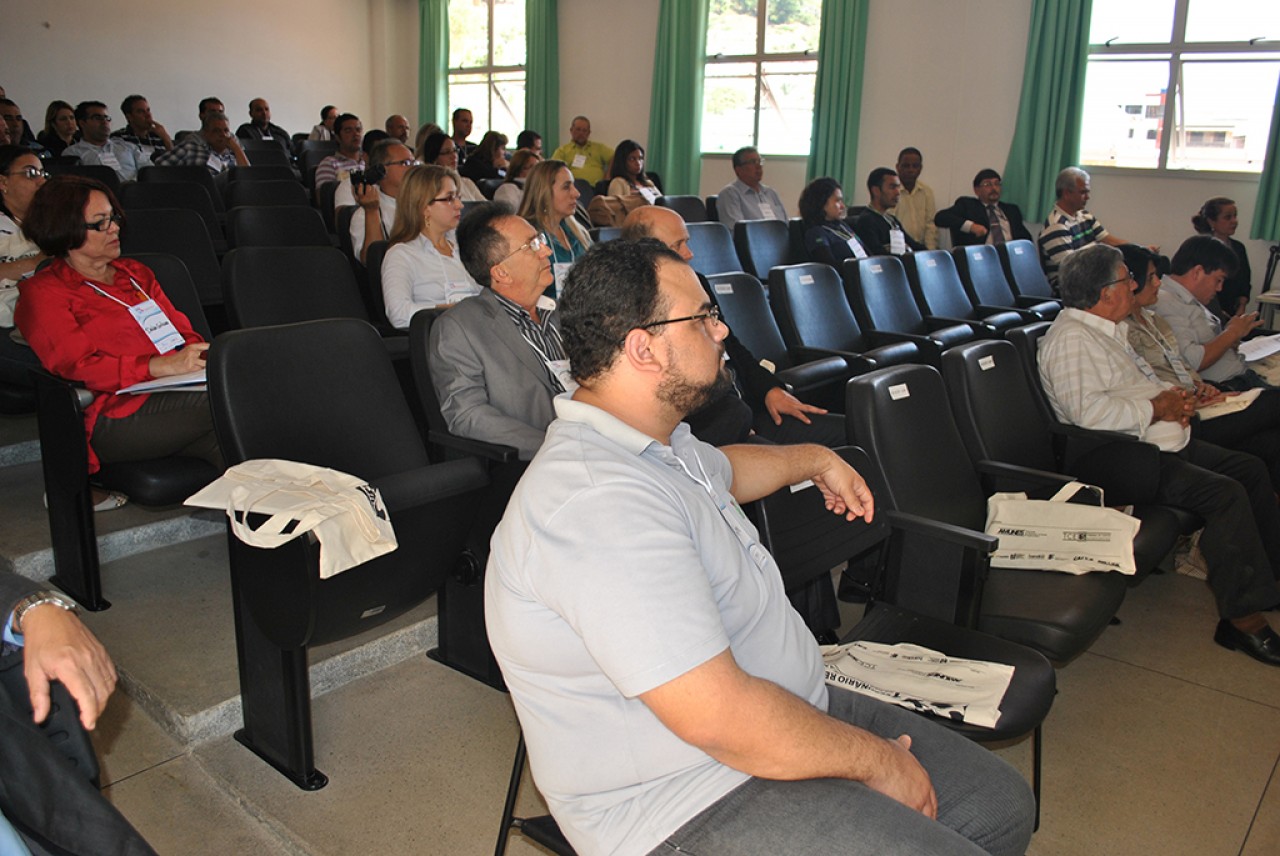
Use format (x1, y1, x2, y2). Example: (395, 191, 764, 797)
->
(1001, 0, 1093, 224)
(646, 0, 709, 195)
(806, 0, 869, 186)
(418, 0, 450, 130)
(525, 0, 560, 152)
(1251, 72, 1280, 242)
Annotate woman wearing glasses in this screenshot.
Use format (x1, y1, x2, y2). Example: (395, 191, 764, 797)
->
(381, 164, 481, 329)
(0, 146, 47, 282)
(418, 132, 486, 202)
(15, 176, 220, 508)
(518, 159, 591, 296)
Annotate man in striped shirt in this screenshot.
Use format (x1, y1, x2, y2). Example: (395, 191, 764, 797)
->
(1038, 167, 1136, 288)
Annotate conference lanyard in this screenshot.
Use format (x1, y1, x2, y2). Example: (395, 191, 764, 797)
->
(85, 277, 184, 354)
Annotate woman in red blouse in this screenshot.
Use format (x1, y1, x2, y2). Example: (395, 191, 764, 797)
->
(16, 176, 221, 508)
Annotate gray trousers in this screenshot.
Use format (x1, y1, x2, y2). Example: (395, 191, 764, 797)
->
(91, 391, 223, 471)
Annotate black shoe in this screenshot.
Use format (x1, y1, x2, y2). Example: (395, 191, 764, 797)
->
(1214, 620, 1280, 667)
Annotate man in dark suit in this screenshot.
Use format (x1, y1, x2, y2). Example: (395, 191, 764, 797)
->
(853, 167, 926, 257)
(935, 168, 1033, 248)
(235, 97, 292, 157)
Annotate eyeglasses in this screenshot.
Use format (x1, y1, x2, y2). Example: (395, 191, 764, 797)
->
(738, 158, 764, 167)
(638, 305, 724, 332)
(430, 192, 462, 205)
(84, 213, 124, 232)
(498, 234, 547, 264)
(6, 166, 49, 180)
(388, 158, 421, 168)
(86, 114, 111, 123)
(1102, 272, 1135, 289)
(977, 180, 1002, 189)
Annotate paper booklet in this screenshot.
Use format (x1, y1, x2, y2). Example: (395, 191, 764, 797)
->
(117, 369, 207, 395)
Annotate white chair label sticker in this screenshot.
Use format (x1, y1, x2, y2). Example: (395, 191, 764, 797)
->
(789, 479, 815, 493)
(799, 274, 814, 284)
(926, 259, 937, 267)
(715, 282, 734, 294)
(1013, 245, 1025, 255)
(979, 355, 996, 371)
(889, 383, 910, 400)
(870, 264, 883, 273)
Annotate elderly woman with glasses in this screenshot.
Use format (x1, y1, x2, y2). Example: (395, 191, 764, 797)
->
(380, 164, 482, 329)
(15, 176, 221, 507)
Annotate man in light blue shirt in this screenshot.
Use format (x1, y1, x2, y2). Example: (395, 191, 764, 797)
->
(63, 101, 146, 182)
(717, 146, 788, 227)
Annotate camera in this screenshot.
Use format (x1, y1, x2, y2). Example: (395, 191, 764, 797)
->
(349, 163, 386, 192)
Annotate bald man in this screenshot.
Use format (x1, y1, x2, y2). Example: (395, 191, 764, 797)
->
(236, 97, 291, 156)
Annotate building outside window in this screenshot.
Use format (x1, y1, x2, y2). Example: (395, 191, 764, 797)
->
(448, 0, 526, 139)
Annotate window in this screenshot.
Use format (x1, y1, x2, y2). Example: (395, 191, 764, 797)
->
(701, 0, 822, 156)
(448, 0, 526, 139)
(1080, 0, 1280, 172)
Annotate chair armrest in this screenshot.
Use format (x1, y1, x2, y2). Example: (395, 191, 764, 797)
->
(977, 304, 1042, 324)
(371, 458, 490, 512)
(884, 509, 997, 554)
(882, 509, 994, 628)
(864, 330, 943, 366)
(925, 315, 995, 337)
(974, 459, 1077, 496)
(862, 340, 924, 369)
(1015, 295, 1062, 311)
(426, 429, 519, 464)
(793, 346, 875, 374)
(774, 355, 853, 390)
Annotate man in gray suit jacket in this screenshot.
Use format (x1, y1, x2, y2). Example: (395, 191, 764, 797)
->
(428, 203, 564, 460)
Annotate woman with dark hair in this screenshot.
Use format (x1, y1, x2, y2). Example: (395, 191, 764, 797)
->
(418, 132, 486, 201)
(799, 177, 867, 267)
(36, 100, 76, 156)
(15, 176, 221, 507)
(1192, 196, 1252, 319)
(495, 148, 540, 209)
(309, 105, 337, 142)
(606, 140, 659, 204)
(1121, 242, 1280, 491)
(0, 145, 47, 283)
(460, 130, 509, 182)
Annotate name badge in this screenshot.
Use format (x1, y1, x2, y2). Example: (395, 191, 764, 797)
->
(546, 358, 578, 393)
(889, 228, 907, 256)
(571, 154, 587, 169)
(757, 201, 776, 219)
(128, 299, 185, 354)
(552, 262, 573, 296)
(847, 237, 867, 259)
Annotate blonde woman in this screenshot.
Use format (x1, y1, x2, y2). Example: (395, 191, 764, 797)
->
(517, 159, 591, 296)
(380, 164, 481, 329)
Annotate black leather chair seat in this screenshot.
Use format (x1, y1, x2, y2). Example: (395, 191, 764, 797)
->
(978, 568, 1127, 663)
(96, 458, 217, 506)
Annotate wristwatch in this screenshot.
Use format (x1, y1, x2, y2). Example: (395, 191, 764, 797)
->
(10, 591, 80, 636)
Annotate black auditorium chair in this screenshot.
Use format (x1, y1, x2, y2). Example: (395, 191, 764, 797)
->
(589, 227, 621, 243)
(118, 181, 226, 253)
(842, 256, 980, 365)
(769, 263, 928, 371)
(733, 218, 791, 281)
(242, 147, 292, 168)
(226, 205, 331, 250)
(941, 339, 1180, 577)
(573, 179, 595, 206)
(844, 363, 1129, 664)
(952, 245, 1059, 320)
(496, 733, 576, 856)
(478, 178, 503, 200)
(117, 208, 223, 306)
(409, 310, 521, 689)
(999, 239, 1058, 303)
(363, 240, 396, 330)
(904, 250, 1025, 337)
(207, 318, 488, 789)
(225, 164, 297, 184)
(751, 445, 1056, 827)
(705, 195, 718, 222)
(787, 218, 808, 263)
(706, 271, 857, 413)
(137, 164, 225, 213)
(45, 162, 121, 198)
(684, 222, 743, 277)
(656, 195, 707, 223)
(335, 205, 357, 258)
(34, 262, 219, 611)
(225, 180, 310, 209)
(317, 182, 340, 233)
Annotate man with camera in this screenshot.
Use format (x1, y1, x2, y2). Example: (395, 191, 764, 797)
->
(334, 140, 418, 265)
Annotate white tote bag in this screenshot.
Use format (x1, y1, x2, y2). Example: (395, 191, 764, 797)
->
(985, 481, 1139, 575)
(186, 459, 397, 578)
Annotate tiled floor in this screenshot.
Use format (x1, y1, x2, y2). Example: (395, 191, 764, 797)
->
(84, 568, 1280, 856)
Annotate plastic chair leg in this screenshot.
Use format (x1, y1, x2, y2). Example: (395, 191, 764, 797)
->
(45, 483, 109, 611)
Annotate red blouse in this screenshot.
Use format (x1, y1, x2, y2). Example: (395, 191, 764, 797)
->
(16, 257, 202, 472)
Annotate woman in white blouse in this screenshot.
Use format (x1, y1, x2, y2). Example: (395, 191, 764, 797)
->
(380, 165, 481, 329)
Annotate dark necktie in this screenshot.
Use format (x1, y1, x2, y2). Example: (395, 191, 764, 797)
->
(986, 205, 1005, 245)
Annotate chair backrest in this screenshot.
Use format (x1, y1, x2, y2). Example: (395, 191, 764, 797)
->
(1005, 322, 1058, 427)
(364, 240, 393, 327)
(573, 178, 595, 205)
(940, 339, 1057, 472)
(300, 140, 338, 162)
(46, 163, 122, 198)
(209, 318, 427, 481)
(844, 363, 988, 531)
(118, 207, 222, 305)
(768, 263, 870, 355)
(118, 181, 223, 247)
(705, 272, 793, 369)
(227, 205, 331, 249)
(318, 181, 340, 233)
(244, 147, 293, 167)
(221, 246, 370, 328)
(685, 222, 742, 276)
(123, 253, 213, 341)
(705, 195, 718, 222)
(999, 239, 1055, 300)
(226, 164, 298, 183)
(953, 245, 1017, 307)
(904, 250, 977, 320)
(137, 165, 225, 212)
(590, 227, 622, 243)
(335, 205, 357, 257)
(787, 218, 808, 264)
(656, 195, 708, 223)
(842, 256, 929, 337)
(733, 219, 791, 281)
(478, 178, 503, 200)
(408, 310, 450, 438)
(226, 180, 310, 209)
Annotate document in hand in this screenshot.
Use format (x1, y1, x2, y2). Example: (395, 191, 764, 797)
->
(1197, 388, 1262, 422)
(116, 369, 207, 394)
(1239, 333, 1280, 362)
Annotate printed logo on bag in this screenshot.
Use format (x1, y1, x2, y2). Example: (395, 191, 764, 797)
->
(995, 527, 1039, 537)
(1063, 530, 1111, 542)
(355, 483, 388, 521)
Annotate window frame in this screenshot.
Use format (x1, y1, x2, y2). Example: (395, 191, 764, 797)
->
(1084, 0, 1280, 175)
(447, 0, 527, 139)
(701, 0, 820, 157)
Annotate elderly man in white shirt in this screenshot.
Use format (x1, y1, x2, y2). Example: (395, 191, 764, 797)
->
(717, 146, 787, 227)
(1039, 243, 1280, 666)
